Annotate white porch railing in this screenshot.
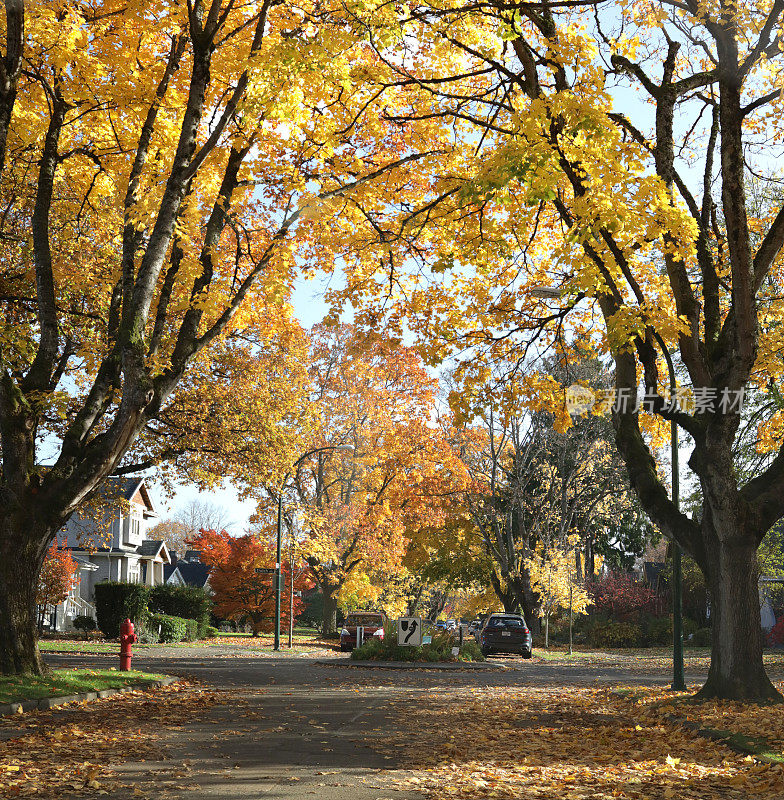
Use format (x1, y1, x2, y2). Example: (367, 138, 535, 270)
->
(64, 594, 95, 621)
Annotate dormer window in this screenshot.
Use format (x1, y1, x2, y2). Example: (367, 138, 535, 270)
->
(123, 512, 142, 546)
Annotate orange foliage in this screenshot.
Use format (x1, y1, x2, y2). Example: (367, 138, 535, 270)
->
(37, 542, 79, 608)
(188, 529, 313, 634)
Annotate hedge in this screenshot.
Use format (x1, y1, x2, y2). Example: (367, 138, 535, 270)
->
(644, 615, 699, 646)
(589, 621, 643, 648)
(149, 585, 212, 638)
(94, 582, 149, 639)
(147, 613, 189, 643)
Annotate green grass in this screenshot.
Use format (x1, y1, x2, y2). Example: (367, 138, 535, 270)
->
(0, 668, 165, 704)
(39, 640, 144, 654)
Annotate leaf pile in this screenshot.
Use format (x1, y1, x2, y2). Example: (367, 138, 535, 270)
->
(0, 681, 219, 798)
(380, 685, 784, 798)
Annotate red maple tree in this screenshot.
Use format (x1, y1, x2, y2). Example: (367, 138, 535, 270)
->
(188, 529, 313, 634)
(37, 541, 80, 609)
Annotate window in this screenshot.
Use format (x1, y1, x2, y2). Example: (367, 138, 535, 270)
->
(486, 617, 525, 629)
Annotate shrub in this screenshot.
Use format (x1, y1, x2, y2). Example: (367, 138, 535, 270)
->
(184, 618, 198, 641)
(589, 621, 643, 648)
(149, 585, 212, 638)
(690, 627, 712, 647)
(644, 615, 699, 646)
(587, 572, 665, 622)
(72, 615, 97, 632)
(94, 582, 150, 638)
(350, 626, 483, 662)
(767, 617, 784, 647)
(206, 626, 219, 638)
(147, 612, 188, 643)
(137, 628, 160, 644)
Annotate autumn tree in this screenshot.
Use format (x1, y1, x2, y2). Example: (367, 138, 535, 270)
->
(257, 324, 469, 635)
(0, 0, 449, 674)
(188, 529, 311, 634)
(329, 1, 784, 700)
(36, 541, 79, 629)
(526, 537, 591, 651)
(453, 360, 647, 623)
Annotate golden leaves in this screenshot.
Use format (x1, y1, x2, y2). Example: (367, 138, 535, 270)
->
(378, 683, 784, 800)
(0, 682, 219, 799)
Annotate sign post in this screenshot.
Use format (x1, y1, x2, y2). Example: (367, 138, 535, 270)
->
(397, 617, 423, 647)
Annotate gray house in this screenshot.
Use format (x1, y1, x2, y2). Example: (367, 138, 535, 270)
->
(57, 477, 171, 628)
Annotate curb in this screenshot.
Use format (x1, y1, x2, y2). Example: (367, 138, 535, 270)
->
(315, 659, 510, 670)
(0, 676, 179, 718)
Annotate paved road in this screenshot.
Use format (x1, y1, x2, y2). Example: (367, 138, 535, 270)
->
(43, 650, 708, 800)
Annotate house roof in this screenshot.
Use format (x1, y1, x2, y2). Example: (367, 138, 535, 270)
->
(72, 555, 99, 572)
(137, 539, 171, 563)
(183, 549, 202, 563)
(171, 563, 210, 589)
(95, 477, 156, 514)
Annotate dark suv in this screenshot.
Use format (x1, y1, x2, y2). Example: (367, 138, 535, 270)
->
(479, 613, 532, 658)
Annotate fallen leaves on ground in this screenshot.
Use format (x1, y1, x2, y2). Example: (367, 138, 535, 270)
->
(536, 648, 784, 678)
(615, 684, 784, 756)
(0, 682, 220, 798)
(377, 684, 784, 799)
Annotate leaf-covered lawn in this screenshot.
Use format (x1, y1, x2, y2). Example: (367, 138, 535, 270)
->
(0, 668, 165, 704)
(38, 630, 332, 654)
(534, 647, 784, 676)
(620, 686, 784, 761)
(0, 681, 219, 797)
(380, 684, 784, 799)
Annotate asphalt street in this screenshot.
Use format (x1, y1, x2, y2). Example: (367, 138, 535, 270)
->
(41, 650, 709, 800)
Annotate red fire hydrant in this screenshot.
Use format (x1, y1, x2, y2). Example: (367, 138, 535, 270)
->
(119, 618, 137, 672)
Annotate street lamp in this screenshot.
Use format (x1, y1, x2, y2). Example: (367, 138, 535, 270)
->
(655, 336, 685, 691)
(528, 284, 685, 687)
(274, 444, 354, 651)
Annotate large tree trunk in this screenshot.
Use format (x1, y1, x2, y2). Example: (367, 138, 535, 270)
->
(321, 585, 338, 636)
(0, 519, 50, 675)
(698, 531, 779, 701)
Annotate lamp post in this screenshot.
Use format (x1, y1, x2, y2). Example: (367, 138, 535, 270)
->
(274, 444, 353, 651)
(530, 285, 684, 688)
(656, 337, 685, 691)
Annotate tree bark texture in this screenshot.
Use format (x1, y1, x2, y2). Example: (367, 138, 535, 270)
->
(321, 585, 338, 637)
(0, 513, 50, 675)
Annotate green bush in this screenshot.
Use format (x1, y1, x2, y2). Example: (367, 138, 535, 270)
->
(185, 618, 198, 641)
(149, 585, 212, 638)
(690, 626, 712, 647)
(137, 628, 160, 644)
(644, 615, 699, 646)
(72, 615, 97, 632)
(589, 621, 643, 648)
(350, 626, 483, 662)
(147, 612, 188, 643)
(94, 582, 150, 639)
(206, 626, 219, 638)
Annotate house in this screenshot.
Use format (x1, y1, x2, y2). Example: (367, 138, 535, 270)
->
(44, 555, 99, 632)
(58, 477, 171, 628)
(164, 550, 211, 590)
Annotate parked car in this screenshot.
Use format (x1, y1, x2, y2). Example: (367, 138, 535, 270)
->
(435, 620, 447, 630)
(479, 613, 532, 658)
(340, 612, 385, 651)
